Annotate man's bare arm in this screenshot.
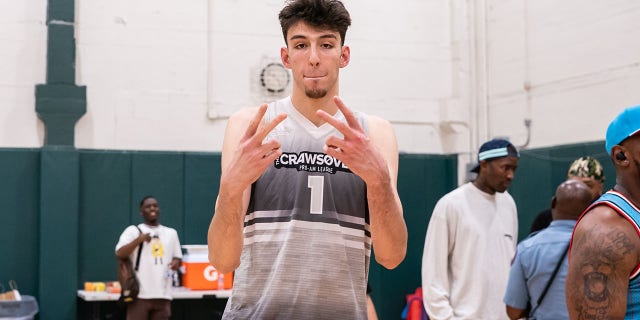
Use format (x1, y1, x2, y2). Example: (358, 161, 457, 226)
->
(207, 105, 286, 273)
(506, 305, 527, 320)
(566, 206, 640, 320)
(116, 232, 151, 260)
(317, 96, 407, 269)
(363, 115, 407, 269)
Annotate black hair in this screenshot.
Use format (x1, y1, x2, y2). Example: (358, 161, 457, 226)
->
(139, 195, 156, 208)
(279, 0, 351, 46)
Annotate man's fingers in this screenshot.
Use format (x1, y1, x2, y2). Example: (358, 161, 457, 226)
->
(316, 96, 366, 139)
(242, 104, 287, 146)
(325, 135, 346, 151)
(258, 139, 282, 157)
(333, 96, 363, 132)
(317, 109, 354, 140)
(243, 104, 269, 140)
(256, 113, 287, 143)
(257, 141, 283, 166)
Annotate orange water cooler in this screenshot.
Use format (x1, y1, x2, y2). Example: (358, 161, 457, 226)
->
(181, 245, 233, 290)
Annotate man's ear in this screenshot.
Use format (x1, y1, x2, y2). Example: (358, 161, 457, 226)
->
(340, 45, 350, 68)
(612, 145, 629, 165)
(281, 47, 291, 68)
(550, 196, 557, 209)
(479, 160, 488, 173)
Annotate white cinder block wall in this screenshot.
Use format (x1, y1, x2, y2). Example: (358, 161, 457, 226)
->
(2, 0, 640, 182)
(0, 0, 47, 146)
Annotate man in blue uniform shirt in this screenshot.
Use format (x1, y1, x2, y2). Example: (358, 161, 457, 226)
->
(504, 179, 593, 320)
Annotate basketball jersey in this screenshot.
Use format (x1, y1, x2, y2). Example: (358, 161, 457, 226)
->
(222, 97, 371, 320)
(583, 190, 640, 318)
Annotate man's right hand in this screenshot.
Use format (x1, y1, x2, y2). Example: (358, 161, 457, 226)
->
(139, 233, 152, 243)
(208, 104, 287, 273)
(219, 103, 287, 194)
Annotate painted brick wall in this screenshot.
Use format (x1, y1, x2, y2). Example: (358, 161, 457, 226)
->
(1, 0, 639, 160)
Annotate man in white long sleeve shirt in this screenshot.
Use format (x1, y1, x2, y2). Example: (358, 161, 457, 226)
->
(422, 139, 520, 320)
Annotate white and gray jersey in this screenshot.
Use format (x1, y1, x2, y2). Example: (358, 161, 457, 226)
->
(222, 97, 371, 320)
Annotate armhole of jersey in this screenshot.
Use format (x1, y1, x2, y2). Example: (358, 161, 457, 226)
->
(360, 112, 369, 135)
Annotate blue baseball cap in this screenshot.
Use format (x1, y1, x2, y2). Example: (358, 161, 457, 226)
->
(606, 105, 640, 155)
(470, 138, 519, 173)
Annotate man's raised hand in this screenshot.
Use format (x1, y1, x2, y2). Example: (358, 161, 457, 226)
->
(222, 104, 287, 192)
(316, 96, 390, 185)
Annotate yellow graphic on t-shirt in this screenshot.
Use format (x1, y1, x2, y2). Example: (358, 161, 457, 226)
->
(151, 236, 164, 265)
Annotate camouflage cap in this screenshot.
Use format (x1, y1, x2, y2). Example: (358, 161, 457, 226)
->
(567, 156, 605, 183)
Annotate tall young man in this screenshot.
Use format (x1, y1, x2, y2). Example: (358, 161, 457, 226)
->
(504, 179, 594, 320)
(207, 1, 407, 318)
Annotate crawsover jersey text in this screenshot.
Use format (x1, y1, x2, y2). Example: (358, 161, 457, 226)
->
(274, 151, 351, 174)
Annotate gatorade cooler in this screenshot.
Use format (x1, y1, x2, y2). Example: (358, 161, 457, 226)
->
(181, 245, 233, 290)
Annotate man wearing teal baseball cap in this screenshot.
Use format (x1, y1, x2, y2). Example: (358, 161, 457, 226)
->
(566, 105, 640, 319)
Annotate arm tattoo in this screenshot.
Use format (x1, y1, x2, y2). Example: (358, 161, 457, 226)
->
(573, 226, 635, 320)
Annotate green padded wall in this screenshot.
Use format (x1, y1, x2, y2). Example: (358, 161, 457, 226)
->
(0, 142, 616, 319)
(183, 153, 221, 245)
(509, 141, 614, 240)
(369, 153, 458, 320)
(39, 147, 80, 320)
(0, 149, 40, 297)
(130, 152, 185, 233)
(76, 151, 222, 286)
(78, 151, 132, 283)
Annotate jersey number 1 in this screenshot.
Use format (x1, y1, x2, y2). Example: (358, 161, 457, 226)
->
(307, 176, 324, 214)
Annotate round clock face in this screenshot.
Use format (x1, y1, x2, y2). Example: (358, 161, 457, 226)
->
(260, 63, 290, 93)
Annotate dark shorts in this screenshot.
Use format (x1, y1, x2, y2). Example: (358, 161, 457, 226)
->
(126, 298, 171, 320)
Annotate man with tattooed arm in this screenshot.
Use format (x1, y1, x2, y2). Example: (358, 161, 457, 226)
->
(566, 105, 640, 319)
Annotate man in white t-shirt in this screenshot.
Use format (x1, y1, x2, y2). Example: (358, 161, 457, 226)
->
(422, 139, 520, 319)
(116, 196, 182, 320)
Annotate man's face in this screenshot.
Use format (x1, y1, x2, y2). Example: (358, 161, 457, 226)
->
(140, 197, 160, 225)
(481, 156, 519, 193)
(281, 21, 349, 99)
(568, 176, 603, 200)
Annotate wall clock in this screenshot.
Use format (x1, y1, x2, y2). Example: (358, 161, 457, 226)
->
(260, 63, 290, 93)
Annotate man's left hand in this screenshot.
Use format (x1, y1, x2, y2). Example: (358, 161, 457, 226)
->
(316, 96, 390, 185)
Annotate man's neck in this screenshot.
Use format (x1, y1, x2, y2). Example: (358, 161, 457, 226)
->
(613, 182, 640, 209)
(290, 91, 339, 127)
(472, 178, 496, 195)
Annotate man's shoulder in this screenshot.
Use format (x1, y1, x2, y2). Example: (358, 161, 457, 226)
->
(444, 183, 472, 197)
(518, 231, 543, 248)
(228, 106, 261, 123)
(227, 99, 292, 127)
(157, 224, 177, 232)
(516, 234, 543, 254)
(519, 227, 569, 249)
(364, 114, 387, 127)
(576, 204, 640, 240)
(434, 183, 471, 206)
(154, 225, 180, 242)
(494, 190, 517, 210)
(497, 190, 516, 201)
(120, 224, 139, 236)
